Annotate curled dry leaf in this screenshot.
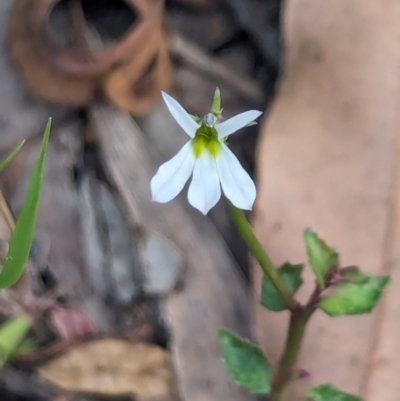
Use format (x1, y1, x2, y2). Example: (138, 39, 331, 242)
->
(6, 0, 97, 105)
(103, 26, 172, 116)
(38, 339, 176, 398)
(7, 0, 170, 112)
(30, 0, 165, 77)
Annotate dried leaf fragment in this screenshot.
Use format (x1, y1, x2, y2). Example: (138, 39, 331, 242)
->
(38, 339, 175, 398)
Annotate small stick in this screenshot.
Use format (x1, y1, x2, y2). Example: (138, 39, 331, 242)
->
(219, 0, 281, 69)
(168, 32, 264, 104)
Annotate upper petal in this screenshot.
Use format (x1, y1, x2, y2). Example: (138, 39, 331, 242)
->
(162, 91, 200, 138)
(216, 144, 256, 210)
(216, 110, 263, 139)
(188, 151, 221, 215)
(151, 141, 195, 203)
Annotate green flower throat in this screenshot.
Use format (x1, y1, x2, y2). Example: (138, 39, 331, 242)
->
(192, 113, 223, 158)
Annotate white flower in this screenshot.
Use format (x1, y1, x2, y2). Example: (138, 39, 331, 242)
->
(151, 91, 262, 215)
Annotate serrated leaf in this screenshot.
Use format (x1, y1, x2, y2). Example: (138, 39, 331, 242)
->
(319, 272, 389, 316)
(218, 328, 271, 394)
(0, 119, 51, 288)
(0, 140, 25, 174)
(341, 266, 369, 284)
(304, 229, 338, 288)
(0, 315, 32, 367)
(261, 263, 303, 311)
(304, 384, 361, 401)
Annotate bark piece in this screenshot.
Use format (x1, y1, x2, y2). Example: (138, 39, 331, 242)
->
(90, 103, 255, 401)
(252, 0, 400, 399)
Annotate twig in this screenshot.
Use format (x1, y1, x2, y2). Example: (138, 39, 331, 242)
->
(219, 0, 281, 70)
(168, 32, 264, 104)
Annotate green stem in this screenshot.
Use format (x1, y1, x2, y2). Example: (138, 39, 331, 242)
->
(270, 313, 310, 401)
(227, 202, 318, 400)
(227, 202, 297, 311)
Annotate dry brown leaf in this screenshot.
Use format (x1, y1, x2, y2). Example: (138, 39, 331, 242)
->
(38, 339, 175, 398)
(30, 0, 165, 77)
(6, 0, 97, 105)
(103, 27, 171, 116)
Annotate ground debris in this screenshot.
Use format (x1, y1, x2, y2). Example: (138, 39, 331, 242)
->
(38, 339, 177, 400)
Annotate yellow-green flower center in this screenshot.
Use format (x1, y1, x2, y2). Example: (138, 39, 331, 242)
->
(192, 125, 221, 158)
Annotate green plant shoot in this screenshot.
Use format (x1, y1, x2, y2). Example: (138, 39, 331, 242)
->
(0, 118, 51, 288)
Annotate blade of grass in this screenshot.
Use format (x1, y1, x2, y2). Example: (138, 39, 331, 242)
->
(0, 119, 51, 288)
(0, 140, 25, 173)
(0, 315, 32, 368)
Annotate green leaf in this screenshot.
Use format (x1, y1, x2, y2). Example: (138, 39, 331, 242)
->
(341, 266, 369, 284)
(0, 315, 32, 367)
(304, 384, 362, 401)
(319, 270, 389, 316)
(0, 140, 25, 174)
(261, 263, 303, 311)
(0, 119, 51, 288)
(304, 229, 339, 288)
(211, 87, 222, 117)
(218, 328, 271, 394)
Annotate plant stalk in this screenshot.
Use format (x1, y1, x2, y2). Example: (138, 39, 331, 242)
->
(227, 202, 297, 311)
(270, 312, 310, 401)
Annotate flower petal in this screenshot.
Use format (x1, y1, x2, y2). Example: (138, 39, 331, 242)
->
(216, 110, 263, 139)
(216, 144, 256, 210)
(162, 92, 200, 138)
(188, 152, 221, 215)
(151, 141, 195, 203)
